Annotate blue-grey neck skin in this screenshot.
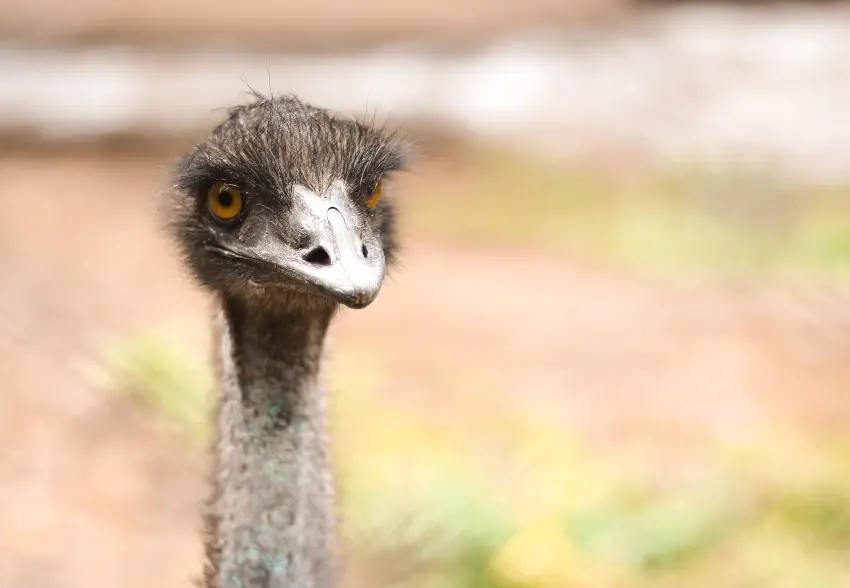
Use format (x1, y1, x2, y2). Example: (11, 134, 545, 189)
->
(204, 293, 337, 588)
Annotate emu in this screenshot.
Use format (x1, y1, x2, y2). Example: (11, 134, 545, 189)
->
(170, 94, 406, 588)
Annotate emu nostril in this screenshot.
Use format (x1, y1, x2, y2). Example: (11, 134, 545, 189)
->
(361, 244, 368, 258)
(303, 246, 331, 266)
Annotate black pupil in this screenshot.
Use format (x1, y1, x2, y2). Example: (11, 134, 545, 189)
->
(218, 189, 233, 207)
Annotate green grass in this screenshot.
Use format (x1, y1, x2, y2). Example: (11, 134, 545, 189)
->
(407, 148, 850, 278)
(96, 333, 850, 588)
(97, 327, 213, 447)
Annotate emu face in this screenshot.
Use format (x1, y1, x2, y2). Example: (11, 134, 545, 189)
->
(172, 96, 406, 309)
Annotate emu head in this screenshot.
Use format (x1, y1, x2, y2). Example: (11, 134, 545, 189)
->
(171, 95, 406, 310)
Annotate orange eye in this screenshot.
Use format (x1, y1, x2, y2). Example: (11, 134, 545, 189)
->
(366, 180, 383, 209)
(207, 182, 243, 221)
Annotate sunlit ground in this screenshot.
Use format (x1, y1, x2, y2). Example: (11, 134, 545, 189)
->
(72, 143, 850, 588)
(409, 148, 850, 278)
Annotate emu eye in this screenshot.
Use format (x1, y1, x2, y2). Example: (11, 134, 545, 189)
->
(366, 180, 383, 209)
(207, 182, 243, 221)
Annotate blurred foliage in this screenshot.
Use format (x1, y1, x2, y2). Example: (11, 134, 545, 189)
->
(98, 327, 213, 447)
(408, 148, 850, 278)
(99, 335, 850, 588)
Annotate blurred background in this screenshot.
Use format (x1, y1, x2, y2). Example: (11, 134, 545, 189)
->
(3, 1, 850, 587)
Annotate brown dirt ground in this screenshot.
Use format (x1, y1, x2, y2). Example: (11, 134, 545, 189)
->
(1, 151, 850, 588)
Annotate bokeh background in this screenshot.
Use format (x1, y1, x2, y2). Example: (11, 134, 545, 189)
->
(3, 1, 850, 587)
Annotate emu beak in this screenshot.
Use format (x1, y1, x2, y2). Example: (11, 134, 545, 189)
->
(283, 184, 385, 308)
(312, 205, 385, 308)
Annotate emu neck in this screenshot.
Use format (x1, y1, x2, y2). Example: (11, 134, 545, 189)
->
(207, 295, 336, 588)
